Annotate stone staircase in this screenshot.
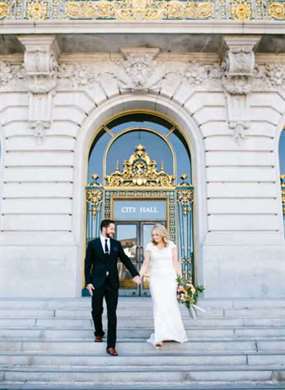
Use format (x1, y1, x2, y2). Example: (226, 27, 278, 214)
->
(0, 297, 285, 389)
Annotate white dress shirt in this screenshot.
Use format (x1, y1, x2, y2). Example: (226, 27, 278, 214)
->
(100, 234, 110, 254)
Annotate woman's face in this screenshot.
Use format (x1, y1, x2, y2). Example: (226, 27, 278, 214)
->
(152, 229, 162, 243)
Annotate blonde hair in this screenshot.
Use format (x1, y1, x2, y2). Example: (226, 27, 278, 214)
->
(151, 223, 170, 247)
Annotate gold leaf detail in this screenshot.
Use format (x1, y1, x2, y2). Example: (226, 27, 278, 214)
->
(27, 1, 48, 20)
(105, 144, 175, 188)
(231, 1, 251, 20)
(0, 2, 8, 19)
(269, 2, 285, 19)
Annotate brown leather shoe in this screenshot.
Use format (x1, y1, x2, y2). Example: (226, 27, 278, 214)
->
(106, 347, 118, 356)
(95, 335, 103, 342)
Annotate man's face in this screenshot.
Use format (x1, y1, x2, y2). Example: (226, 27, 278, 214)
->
(105, 223, 115, 238)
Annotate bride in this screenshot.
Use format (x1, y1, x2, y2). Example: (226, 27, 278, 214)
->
(140, 223, 188, 349)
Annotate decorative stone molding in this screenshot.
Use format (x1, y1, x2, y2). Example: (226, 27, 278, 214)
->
(0, 61, 24, 87)
(2, 39, 285, 147)
(254, 63, 285, 89)
(58, 50, 222, 95)
(222, 35, 261, 143)
(17, 35, 60, 142)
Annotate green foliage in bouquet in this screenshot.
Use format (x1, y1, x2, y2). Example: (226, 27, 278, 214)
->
(176, 275, 204, 309)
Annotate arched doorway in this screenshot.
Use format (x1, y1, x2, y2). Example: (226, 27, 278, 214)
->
(84, 112, 194, 296)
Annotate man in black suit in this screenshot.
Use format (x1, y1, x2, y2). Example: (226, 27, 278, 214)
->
(85, 219, 141, 356)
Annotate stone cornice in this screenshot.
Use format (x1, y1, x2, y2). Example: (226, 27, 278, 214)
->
(0, 20, 285, 35)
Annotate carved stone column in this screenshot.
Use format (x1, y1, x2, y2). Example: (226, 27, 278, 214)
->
(222, 35, 261, 143)
(17, 35, 60, 142)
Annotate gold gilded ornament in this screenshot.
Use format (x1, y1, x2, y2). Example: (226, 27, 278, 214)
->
(105, 144, 175, 188)
(116, 0, 163, 21)
(27, 1, 48, 20)
(95, 1, 115, 18)
(185, 2, 214, 18)
(0, 2, 8, 19)
(231, 1, 251, 20)
(269, 2, 285, 19)
(86, 174, 103, 216)
(167, 1, 184, 19)
(65, 1, 98, 18)
(64, 0, 213, 21)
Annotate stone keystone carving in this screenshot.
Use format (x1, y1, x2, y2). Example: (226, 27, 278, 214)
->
(116, 48, 161, 92)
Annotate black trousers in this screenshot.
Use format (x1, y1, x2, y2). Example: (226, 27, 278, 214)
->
(91, 276, 119, 348)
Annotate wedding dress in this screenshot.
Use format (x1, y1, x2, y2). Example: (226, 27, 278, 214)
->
(144, 240, 188, 346)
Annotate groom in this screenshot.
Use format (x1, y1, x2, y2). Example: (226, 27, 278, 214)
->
(85, 219, 141, 356)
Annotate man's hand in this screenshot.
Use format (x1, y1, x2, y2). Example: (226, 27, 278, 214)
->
(132, 275, 142, 285)
(86, 283, 95, 296)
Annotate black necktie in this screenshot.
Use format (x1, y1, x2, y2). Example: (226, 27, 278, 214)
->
(104, 238, 109, 254)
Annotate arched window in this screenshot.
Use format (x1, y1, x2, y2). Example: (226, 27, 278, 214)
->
(88, 113, 191, 184)
(279, 129, 285, 230)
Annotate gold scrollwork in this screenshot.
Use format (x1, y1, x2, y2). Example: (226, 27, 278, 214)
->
(184, 2, 214, 18)
(86, 189, 103, 215)
(86, 174, 103, 215)
(177, 189, 193, 215)
(231, 0, 252, 20)
(105, 144, 175, 188)
(0, 2, 8, 19)
(177, 174, 194, 215)
(65, 0, 214, 21)
(269, 2, 285, 19)
(27, 0, 48, 20)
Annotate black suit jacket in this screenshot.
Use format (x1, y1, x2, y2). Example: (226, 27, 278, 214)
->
(84, 237, 140, 289)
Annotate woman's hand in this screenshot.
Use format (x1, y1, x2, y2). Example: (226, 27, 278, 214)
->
(86, 283, 95, 296)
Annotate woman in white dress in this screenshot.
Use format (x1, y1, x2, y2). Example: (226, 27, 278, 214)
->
(140, 223, 188, 349)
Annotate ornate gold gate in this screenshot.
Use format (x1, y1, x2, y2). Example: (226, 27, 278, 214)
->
(85, 144, 194, 295)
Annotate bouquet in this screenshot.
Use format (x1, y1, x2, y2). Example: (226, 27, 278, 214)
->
(176, 275, 205, 318)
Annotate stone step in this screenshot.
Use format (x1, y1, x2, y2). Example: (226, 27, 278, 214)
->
(1, 309, 285, 321)
(0, 298, 284, 309)
(0, 366, 283, 383)
(1, 298, 284, 389)
(0, 353, 247, 366)
(0, 352, 284, 366)
(0, 340, 261, 353)
(0, 382, 283, 390)
(0, 309, 222, 319)
(2, 327, 285, 340)
(2, 317, 285, 329)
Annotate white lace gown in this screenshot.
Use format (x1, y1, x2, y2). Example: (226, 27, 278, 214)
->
(145, 240, 188, 346)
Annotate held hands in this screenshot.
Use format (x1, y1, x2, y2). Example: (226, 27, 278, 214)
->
(177, 285, 184, 293)
(132, 275, 142, 285)
(86, 283, 95, 296)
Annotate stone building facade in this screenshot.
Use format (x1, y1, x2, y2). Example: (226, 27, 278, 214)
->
(0, 1, 285, 299)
